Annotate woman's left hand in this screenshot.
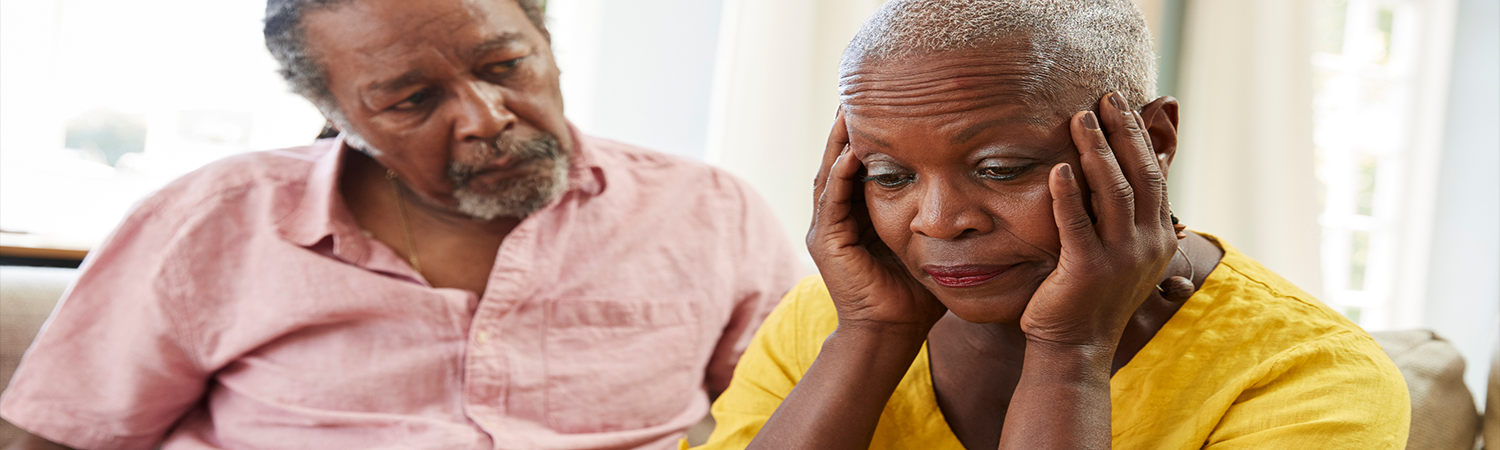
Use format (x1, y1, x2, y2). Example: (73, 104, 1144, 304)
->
(1018, 92, 1178, 350)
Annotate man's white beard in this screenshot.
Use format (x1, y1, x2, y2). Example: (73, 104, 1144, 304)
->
(344, 129, 570, 221)
(451, 154, 569, 220)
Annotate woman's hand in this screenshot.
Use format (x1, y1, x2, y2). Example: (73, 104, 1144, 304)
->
(994, 92, 1179, 450)
(808, 108, 947, 334)
(1021, 92, 1179, 349)
(746, 109, 947, 450)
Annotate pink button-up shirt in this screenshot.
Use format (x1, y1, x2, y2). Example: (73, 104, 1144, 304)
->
(0, 128, 803, 450)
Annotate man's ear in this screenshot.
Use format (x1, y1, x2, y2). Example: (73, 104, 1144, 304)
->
(1140, 96, 1179, 178)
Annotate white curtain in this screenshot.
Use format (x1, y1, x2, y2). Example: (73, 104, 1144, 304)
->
(1171, 0, 1325, 297)
(703, 0, 886, 255)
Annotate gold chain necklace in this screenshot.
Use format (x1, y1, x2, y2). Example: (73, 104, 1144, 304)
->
(385, 169, 422, 274)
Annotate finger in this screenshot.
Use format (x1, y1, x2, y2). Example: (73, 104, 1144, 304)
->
(812, 108, 851, 208)
(809, 146, 863, 253)
(1100, 92, 1165, 228)
(1049, 163, 1102, 256)
(1070, 109, 1134, 239)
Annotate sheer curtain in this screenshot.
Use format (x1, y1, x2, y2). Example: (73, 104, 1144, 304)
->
(703, 0, 886, 253)
(1170, 0, 1325, 297)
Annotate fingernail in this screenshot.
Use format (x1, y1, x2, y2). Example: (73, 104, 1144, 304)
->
(1058, 163, 1074, 180)
(1110, 92, 1127, 111)
(1081, 111, 1099, 130)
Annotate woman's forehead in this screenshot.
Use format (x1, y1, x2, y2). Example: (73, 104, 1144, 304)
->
(845, 105, 1071, 161)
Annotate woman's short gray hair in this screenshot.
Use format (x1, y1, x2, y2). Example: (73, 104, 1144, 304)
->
(842, 0, 1157, 113)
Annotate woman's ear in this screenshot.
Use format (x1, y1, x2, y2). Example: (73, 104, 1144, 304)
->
(1140, 96, 1179, 178)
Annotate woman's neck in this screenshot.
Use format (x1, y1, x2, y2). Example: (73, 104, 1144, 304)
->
(926, 231, 1224, 449)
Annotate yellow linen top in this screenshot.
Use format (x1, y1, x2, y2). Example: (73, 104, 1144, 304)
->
(693, 237, 1410, 449)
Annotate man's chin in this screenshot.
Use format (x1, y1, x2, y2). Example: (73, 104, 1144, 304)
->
(452, 181, 566, 220)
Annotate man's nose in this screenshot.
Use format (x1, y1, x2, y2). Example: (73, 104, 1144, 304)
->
(909, 177, 992, 240)
(452, 81, 515, 142)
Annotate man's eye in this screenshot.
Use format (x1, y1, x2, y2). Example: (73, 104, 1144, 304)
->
(978, 165, 1032, 181)
(861, 172, 915, 187)
(393, 90, 433, 110)
(485, 58, 523, 76)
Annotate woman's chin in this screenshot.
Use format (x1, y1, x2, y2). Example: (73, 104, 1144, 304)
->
(934, 291, 1031, 324)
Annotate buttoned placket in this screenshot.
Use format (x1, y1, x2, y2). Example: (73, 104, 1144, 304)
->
(463, 211, 542, 436)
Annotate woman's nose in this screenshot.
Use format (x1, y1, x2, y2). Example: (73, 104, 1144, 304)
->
(909, 179, 992, 240)
(452, 81, 515, 142)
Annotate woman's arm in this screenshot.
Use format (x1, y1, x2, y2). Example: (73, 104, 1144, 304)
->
(999, 93, 1178, 449)
(744, 110, 948, 450)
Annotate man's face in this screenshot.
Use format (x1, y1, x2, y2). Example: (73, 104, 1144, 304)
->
(305, 0, 573, 219)
(841, 48, 1097, 324)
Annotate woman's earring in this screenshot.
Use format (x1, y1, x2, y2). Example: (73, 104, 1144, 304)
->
(1170, 213, 1187, 240)
(1157, 245, 1196, 302)
(1158, 209, 1195, 302)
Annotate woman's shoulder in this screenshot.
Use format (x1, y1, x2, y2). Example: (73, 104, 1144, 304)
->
(761, 275, 842, 367)
(1112, 234, 1409, 448)
(1188, 235, 1379, 352)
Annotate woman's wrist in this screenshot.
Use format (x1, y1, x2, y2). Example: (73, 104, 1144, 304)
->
(828, 320, 930, 356)
(1020, 337, 1116, 381)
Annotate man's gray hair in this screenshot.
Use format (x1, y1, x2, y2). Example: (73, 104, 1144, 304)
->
(842, 0, 1157, 112)
(263, 0, 547, 150)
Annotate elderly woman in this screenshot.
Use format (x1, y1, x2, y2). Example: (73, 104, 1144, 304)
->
(694, 1, 1410, 449)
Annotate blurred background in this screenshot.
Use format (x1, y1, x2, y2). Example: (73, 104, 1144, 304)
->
(0, 0, 1494, 404)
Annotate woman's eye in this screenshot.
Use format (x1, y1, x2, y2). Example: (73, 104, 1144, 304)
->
(978, 165, 1032, 181)
(861, 172, 915, 187)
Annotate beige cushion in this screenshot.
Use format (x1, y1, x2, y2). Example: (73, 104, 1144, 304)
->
(1485, 328, 1497, 450)
(0, 266, 77, 446)
(1372, 330, 1482, 450)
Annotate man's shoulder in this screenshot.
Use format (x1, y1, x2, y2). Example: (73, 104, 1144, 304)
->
(142, 141, 331, 215)
(581, 134, 751, 200)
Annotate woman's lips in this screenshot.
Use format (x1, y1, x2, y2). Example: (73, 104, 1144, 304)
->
(922, 264, 1013, 288)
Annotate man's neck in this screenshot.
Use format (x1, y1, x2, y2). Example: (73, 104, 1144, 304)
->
(339, 150, 519, 296)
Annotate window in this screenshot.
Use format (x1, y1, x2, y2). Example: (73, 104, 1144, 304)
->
(0, 0, 325, 253)
(1311, 0, 1456, 329)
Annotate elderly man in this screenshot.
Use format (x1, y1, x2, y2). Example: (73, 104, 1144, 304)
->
(0, 0, 800, 449)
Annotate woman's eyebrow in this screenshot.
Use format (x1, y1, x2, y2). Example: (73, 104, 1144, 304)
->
(950, 116, 1037, 144)
(849, 126, 893, 148)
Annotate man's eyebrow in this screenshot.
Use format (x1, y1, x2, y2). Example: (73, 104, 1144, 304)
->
(467, 32, 527, 60)
(849, 126, 892, 148)
(369, 70, 426, 94)
(950, 117, 1041, 144)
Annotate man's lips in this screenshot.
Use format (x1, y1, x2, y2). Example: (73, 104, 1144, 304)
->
(466, 158, 535, 182)
(922, 264, 1014, 288)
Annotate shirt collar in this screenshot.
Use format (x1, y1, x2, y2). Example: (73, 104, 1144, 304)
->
(276, 122, 607, 258)
(275, 133, 376, 263)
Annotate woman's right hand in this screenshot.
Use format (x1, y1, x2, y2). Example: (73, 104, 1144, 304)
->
(807, 109, 947, 333)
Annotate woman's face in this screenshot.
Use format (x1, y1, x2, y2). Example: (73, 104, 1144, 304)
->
(841, 50, 1093, 324)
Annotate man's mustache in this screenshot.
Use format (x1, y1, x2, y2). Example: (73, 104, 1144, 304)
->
(447, 133, 563, 184)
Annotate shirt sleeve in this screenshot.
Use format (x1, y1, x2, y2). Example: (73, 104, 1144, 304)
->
(702, 175, 807, 395)
(694, 277, 823, 450)
(1204, 332, 1412, 450)
(0, 197, 210, 450)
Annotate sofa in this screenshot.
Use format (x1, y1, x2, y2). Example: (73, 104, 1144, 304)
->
(0, 265, 1493, 448)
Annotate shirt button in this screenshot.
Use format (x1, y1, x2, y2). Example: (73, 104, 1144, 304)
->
(475, 331, 490, 344)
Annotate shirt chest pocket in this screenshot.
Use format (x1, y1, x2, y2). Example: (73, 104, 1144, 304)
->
(543, 298, 702, 433)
